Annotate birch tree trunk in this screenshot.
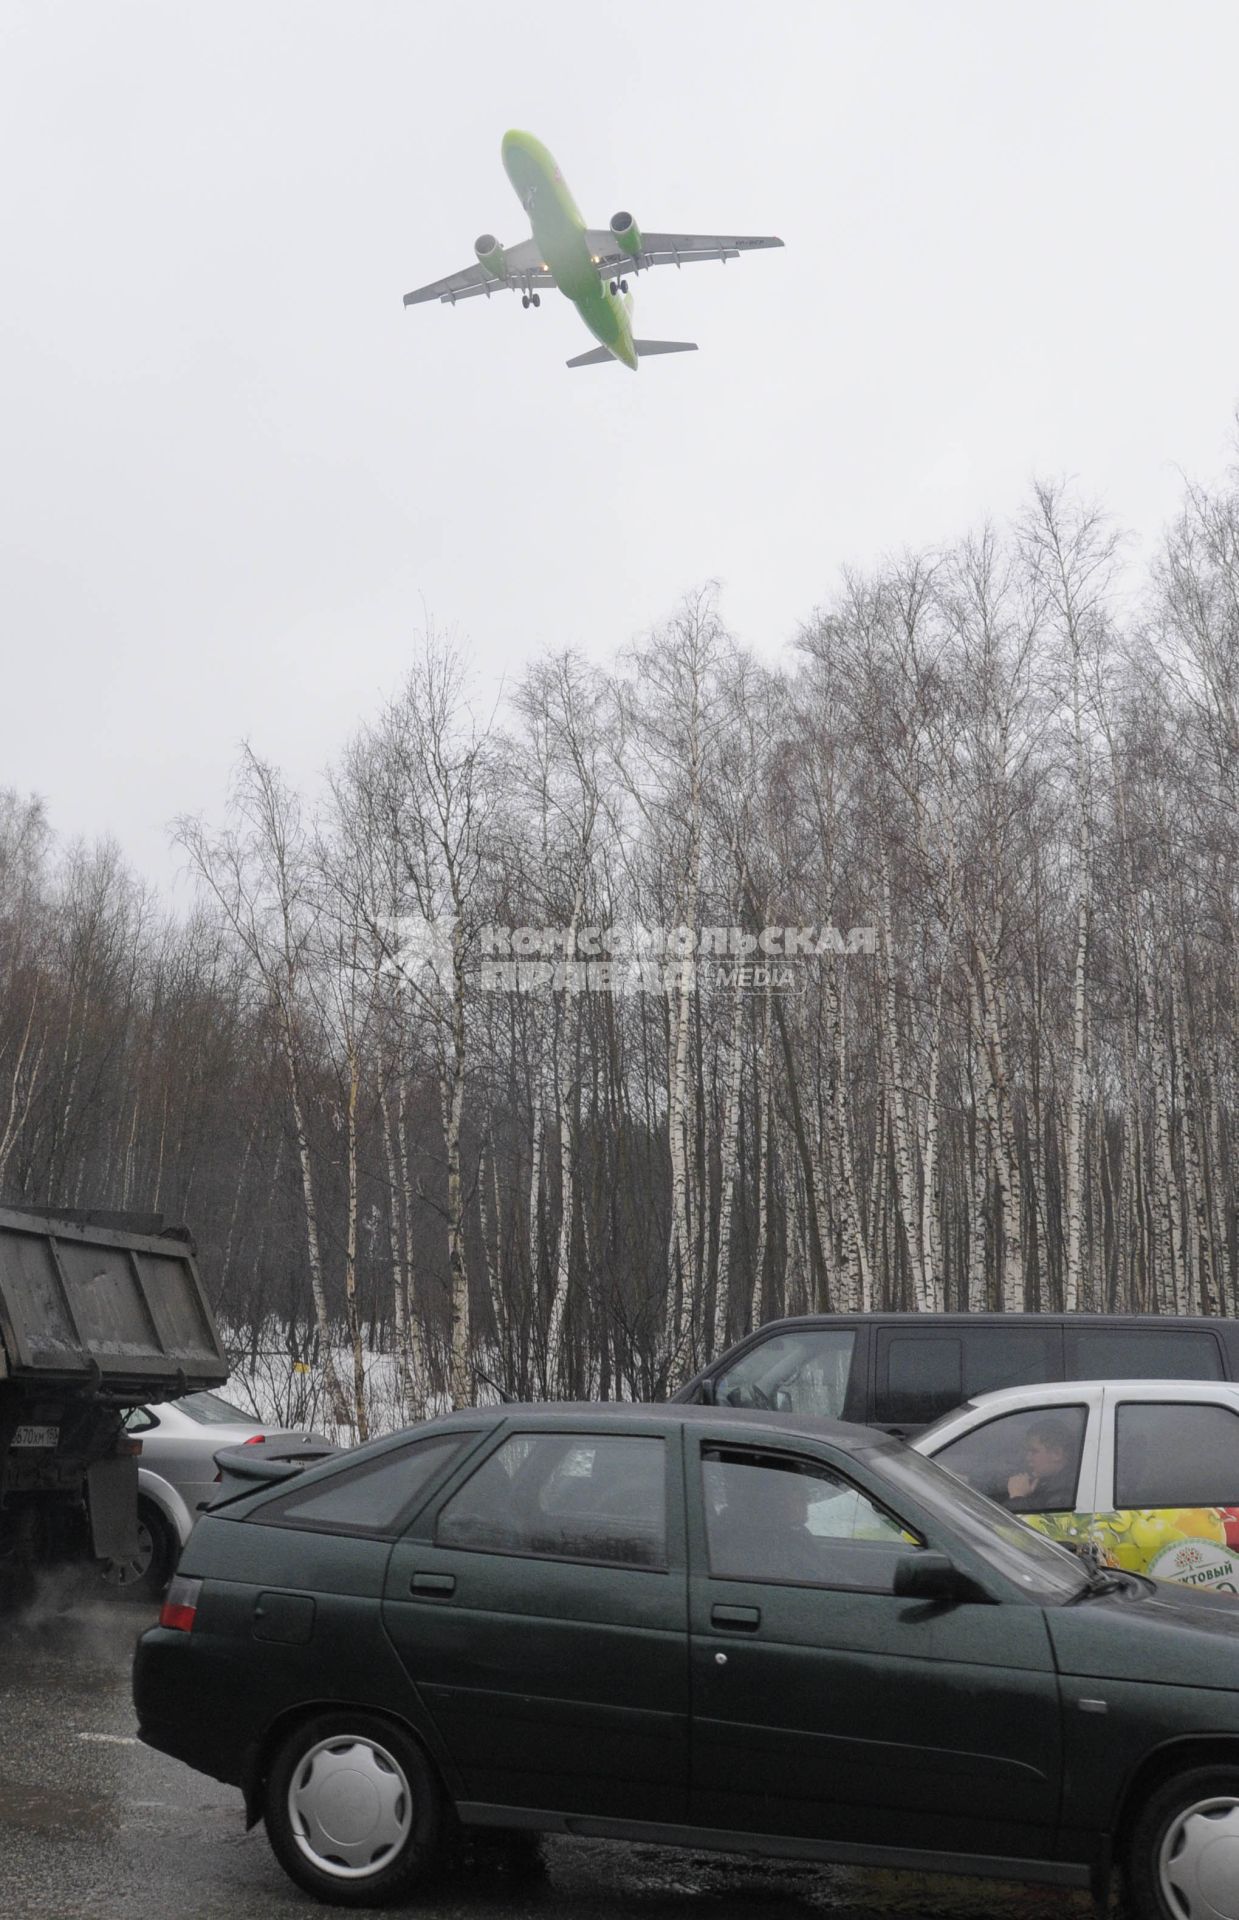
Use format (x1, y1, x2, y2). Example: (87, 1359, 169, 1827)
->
(712, 966, 746, 1355)
(343, 1039, 369, 1439)
(880, 854, 927, 1306)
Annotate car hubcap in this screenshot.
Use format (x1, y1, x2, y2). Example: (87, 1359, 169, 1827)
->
(287, 1735, 412, 1879)
(101, 1517, 154, 1587)
(1161, 1797, 1239, 1920)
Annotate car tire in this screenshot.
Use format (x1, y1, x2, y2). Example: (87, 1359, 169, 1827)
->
(264, 1711, 444, 1907)
(1125, 1764, 1239, 1920)
(99, 1496, 177, 1601)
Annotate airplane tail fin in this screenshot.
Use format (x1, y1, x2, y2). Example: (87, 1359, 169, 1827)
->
(565, 339, 699, 369)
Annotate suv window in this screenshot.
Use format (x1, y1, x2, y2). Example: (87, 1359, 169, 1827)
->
(963, 1328, 1060, 1398)
(877, 1327, 1068, 1426)
(930, 1405, 1088, 1514)
(1115, 1402, 1239, 1508)
(1067, 1329, 1222, 1381)
(702, 1447, 915, 1589)
(713, 1329, 856, 1417)
(437, 1432, 666, 1569)
(878, 1336, 962, 1424)
(253, 1433, 469, 1537)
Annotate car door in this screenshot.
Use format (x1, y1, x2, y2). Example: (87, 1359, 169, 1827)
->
(921, 1396, 1102, 1557)
(685, 1430, 1062, 1860)
(1091, 1386, 1239, 1590)
(382, 1420, 689, 1821)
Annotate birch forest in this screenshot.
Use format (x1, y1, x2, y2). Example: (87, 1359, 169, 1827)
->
(2, 471, 1236, 1427)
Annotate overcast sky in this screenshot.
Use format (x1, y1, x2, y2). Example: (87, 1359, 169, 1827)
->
(3, 1, 1237, 893)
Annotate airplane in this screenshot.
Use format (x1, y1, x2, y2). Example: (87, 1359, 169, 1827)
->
(403, 130, 783, 370)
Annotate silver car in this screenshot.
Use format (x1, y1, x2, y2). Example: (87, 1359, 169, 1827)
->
(105, 1391, 325, 1598)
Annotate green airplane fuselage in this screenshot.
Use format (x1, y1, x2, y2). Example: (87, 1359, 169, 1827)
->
(500, 130, 637, 370)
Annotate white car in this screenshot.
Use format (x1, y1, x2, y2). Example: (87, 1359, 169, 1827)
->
(105, 1391, 325, 1598)
(915, 1377, 1239, 1594)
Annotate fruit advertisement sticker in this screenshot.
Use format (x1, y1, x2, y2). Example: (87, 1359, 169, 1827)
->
(1025, 1507, 1239, 1592)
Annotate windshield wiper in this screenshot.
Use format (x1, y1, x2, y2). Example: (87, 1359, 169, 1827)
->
(1070, 1567, 1128, 1602)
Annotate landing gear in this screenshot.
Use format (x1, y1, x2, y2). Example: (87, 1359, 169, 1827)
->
(522, 292, 540, 309)
(532, 292, 540, 306)
(619, 278, 629, 294)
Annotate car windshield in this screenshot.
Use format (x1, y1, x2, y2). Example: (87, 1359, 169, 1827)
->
(177, 1390, 255, 1425)
(867, 1444, 1090, 1604)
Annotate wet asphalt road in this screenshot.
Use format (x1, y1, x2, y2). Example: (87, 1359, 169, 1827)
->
(0, 1593, 1099, 1920)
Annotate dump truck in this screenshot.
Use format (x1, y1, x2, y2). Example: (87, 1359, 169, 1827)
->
(0, 1204, 227, 1602)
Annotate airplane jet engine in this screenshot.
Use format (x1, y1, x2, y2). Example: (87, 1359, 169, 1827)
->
(474, 233, 508, 279)
(609, 211, 643, 258)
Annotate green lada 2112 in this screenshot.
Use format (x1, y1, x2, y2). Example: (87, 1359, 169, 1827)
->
(138, 1403, 1239, 1920)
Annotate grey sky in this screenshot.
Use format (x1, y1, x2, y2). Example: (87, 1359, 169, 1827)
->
(3, 1, 1237, 891)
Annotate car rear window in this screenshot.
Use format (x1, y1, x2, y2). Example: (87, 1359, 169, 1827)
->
(1115, 1402, 1239, 1508)
(251, 1432, 471, 1537)
(177, 1391, 254, 1425)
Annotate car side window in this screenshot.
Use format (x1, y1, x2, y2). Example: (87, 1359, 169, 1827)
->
(436, 1432, 667, 1569)
(252, 1433, 471, 1537)
(712, 1330, 857, 1418)
(930, 1405, 1088, 1514)
(125, 1407, 158, 1433)
(1116, 1402, 1239, 1508)
(702, 1447, 917, 1590)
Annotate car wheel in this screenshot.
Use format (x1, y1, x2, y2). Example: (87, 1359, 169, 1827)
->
(99, 1497, 176, 1601)
(1126, 1764, 1239, 1920)
(264, 1711, 444, 1906)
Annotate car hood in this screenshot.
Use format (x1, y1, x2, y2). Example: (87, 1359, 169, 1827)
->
(1049, 1579, 1239, 1690)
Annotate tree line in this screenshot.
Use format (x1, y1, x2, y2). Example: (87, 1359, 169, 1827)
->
(1, 468, 1235, 1430)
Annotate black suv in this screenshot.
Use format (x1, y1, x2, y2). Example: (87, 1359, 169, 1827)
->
(675, 1311, 1239, 1433)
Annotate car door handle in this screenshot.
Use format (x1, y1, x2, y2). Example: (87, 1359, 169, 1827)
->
(711, 1603, 761, 1631)
(409, 1572, 456, 1598)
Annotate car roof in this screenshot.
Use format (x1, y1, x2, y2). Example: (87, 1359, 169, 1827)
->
(931, 1378, 1239, 1418)
(421, 1401, 898, 1454)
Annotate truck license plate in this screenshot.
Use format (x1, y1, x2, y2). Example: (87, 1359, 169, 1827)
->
(12, 1425, 59, 1448)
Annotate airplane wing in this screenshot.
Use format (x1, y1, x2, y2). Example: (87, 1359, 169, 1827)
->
(403, 238, 554, 307)
(584, 230, 783, 274)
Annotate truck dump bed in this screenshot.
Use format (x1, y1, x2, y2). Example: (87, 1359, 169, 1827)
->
(0, 1206, 227, 1399)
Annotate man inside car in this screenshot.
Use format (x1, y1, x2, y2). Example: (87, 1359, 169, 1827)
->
(1006, 1418, 1078, 1512)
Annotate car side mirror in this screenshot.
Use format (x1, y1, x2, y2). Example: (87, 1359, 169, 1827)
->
(893, 1552, 985, 1605)
(696, 1378, 716, 1407)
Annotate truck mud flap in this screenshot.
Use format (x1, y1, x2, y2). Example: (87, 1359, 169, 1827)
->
(87, 1457, 139, 1561)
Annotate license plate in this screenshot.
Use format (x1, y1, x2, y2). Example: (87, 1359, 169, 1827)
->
(12, 1425, 59, 1449)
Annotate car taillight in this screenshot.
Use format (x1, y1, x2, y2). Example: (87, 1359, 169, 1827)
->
(120, 1435, 143, 1457)
(159, 1575, 201, 1633)
(243, 1434, 267, 1445)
